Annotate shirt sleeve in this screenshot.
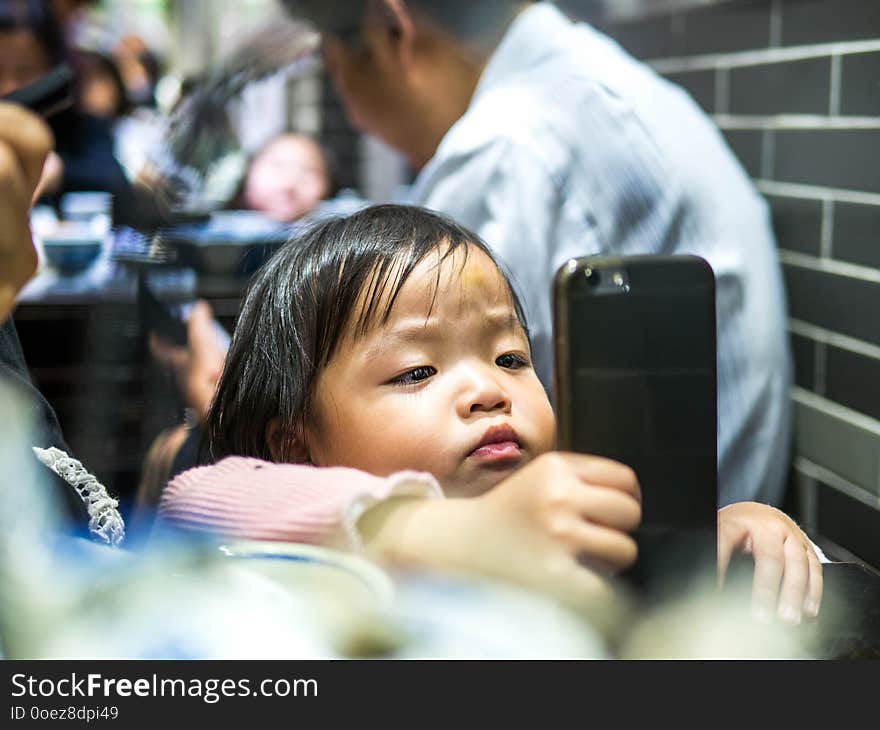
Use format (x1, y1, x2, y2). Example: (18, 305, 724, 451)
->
(156, 456, 443, 551)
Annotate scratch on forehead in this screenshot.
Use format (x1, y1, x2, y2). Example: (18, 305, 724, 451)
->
(453, 248, 511, 312)
(460, 253, 489, 289)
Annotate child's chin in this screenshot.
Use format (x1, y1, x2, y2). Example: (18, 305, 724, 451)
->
(441, 467, 516, 499)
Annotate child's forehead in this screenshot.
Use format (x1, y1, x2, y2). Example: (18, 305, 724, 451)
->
(348, 243, 517, 337)
(262, 134, 321, 160)
(397, 245, 512, 312)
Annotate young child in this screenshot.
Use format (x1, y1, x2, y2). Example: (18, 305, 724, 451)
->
(237, 132, 335, 223)
(158, 204, 823, 625)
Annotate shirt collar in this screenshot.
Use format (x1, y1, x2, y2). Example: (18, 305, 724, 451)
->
(471, 2, 574, 104)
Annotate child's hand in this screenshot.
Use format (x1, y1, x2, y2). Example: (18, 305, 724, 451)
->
(478, 452, 642, 574)
(359, 452, 640, 610)
(718, 502, 823, 624)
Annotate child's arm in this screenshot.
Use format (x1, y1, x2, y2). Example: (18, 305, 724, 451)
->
(158, 452, 639, 608)
(157, 456, 444, 549)
(718, 502, 823, 624)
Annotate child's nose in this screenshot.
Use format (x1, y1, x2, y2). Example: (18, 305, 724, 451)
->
(457, 370, 512, 417)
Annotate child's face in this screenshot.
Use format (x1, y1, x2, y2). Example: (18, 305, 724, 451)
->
(304, 245, 556, 497)
(242, 135, 328, 222)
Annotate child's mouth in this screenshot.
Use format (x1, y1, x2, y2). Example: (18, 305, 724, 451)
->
(470, 440, 522, 461)
(468, 425, 522, 462)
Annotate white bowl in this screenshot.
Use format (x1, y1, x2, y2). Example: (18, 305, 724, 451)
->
(41, 225, 103, 273)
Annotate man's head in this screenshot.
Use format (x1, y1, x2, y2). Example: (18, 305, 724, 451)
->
(282, 1, 527, 45)
(280, 0, 530, 168)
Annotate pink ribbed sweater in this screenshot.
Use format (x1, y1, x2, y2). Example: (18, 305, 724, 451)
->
(157, 456, 443, 549)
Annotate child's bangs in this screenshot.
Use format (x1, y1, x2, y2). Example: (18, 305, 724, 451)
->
(349, 238, 471, 337)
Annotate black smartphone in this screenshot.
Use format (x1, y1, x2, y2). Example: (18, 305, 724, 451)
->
(553, 255, 717, 595)
(1, 64, 75, 118)
(137, 271, 189, 347)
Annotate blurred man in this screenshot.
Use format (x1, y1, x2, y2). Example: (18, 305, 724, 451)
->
(282, 0, 792, 507)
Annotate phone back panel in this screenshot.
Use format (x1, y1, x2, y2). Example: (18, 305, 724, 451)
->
(554, 255, 717, 532)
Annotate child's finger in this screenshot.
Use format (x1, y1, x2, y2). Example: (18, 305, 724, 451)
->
(804, 546, 823, 618)
(565, 519, 638, 572)
(749, 533, 785, 623)
(715, 512, 751, 588)
(573, 485, 641, 532)
(775, 536, 810, 624)
(558, 452, 642, 502)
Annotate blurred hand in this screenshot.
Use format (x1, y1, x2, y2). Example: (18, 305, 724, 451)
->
(149, 300, 226, 421)
(34, 150, 63, 200)
(0, 102, 54, 321)
(477, 452, 642, 574)
(718, 501, 823, 625)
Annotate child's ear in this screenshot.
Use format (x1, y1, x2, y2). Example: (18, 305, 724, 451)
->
(266, 418, 311, 464)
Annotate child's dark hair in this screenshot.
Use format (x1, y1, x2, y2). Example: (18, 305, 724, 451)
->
(205, 203, 529, 463)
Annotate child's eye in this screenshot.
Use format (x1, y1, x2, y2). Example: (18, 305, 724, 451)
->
(496, 352, 528, 370)
(390, 365, 437, 385)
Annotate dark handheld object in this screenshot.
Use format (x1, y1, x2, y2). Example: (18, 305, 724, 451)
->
(554, 255, 718, 597)
(137, 271, 188, 347)
(1, 64, 75, 118)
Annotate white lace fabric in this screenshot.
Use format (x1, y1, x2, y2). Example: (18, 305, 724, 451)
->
(32, 447, 125, 547)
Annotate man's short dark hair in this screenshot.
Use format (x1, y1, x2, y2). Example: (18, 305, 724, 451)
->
(280, 0, 530, 43)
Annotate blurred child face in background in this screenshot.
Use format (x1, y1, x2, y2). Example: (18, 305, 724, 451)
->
(0, 29, 50, 95)
(304, 244, 556, 497)
(76, 53, 125, 119)
(242, 134, 330, 222)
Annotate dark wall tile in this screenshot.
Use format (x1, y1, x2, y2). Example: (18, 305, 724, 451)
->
(663, 70, 716, 113)
(833, 202, 880, 268)
(775, 130, 880, 193)
(784, 264, 880, 346)
(767, 194, 823, 255)
(817, 484, 880, 569)
(729, 57, 831, 115)
(722, 129, 763, 177)
(841, 52, 880, 117)
(791, 332, 817, 390)
(826, 345, 880, 422)
(782, 0, 880, 47)
(682, 1, 772, 56)
(602, 16, 677, 60)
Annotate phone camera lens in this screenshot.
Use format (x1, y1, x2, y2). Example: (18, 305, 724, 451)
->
(584, 268, 600, 286)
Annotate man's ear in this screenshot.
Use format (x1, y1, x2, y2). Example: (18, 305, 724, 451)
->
(374, 0, 417, 69)
(266, 418, 311, 464)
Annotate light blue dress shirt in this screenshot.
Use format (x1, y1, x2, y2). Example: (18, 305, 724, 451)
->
(410, 2, 792, 506)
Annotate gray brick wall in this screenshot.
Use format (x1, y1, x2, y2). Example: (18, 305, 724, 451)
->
(566, 0, 880, 567)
